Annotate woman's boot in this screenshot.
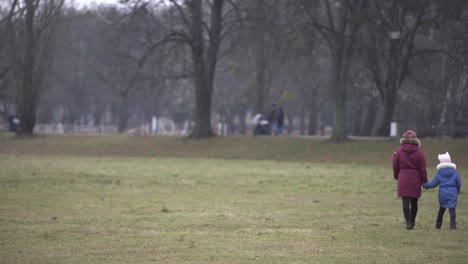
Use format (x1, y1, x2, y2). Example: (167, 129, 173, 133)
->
(435, 221, 442, 229)
(406, 221, 413, 230)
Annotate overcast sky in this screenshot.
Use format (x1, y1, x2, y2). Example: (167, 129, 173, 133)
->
(71, 0, 120, 8)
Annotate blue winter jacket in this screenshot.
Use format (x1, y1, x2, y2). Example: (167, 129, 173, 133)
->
(424, 163, 461, 208)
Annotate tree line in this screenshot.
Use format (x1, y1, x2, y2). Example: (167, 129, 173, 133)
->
(0, 0, 467, 140)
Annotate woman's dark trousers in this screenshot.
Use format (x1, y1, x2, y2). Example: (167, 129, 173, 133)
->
(402, 197, 418, 229)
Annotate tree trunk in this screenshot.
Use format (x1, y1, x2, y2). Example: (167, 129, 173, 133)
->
(189, 0, 224, 139)
(255, 42, 266, 115)
(371, 84, 397, 136)
(238, 109, 247, 135)
(359, 99, 376, 136)
(307, 90, 317, 135)
(351, 104, 362, 136)
(18, 0, 38, 135)
(254, 0, 266, 115)
(287, 114, 293, 136)
(372, 71, 399, 137)
(371, 7, 400, 137)
(330, 7, 349, 142)
(299, 106, 306, 135)
(118, 97, 129, 133)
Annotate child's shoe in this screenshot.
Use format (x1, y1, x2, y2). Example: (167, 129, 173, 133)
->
(435, 222, 442, 229)
(450, 222, 457, 230)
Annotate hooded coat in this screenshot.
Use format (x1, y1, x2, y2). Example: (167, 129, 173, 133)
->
(393, 138, 428, 198)
(424, 163, 461, 208)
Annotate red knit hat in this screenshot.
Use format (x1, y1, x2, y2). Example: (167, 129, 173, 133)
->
(403, 130, 417, 138)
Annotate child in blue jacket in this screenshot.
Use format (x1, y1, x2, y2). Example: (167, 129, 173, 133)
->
(424, 152, 461, 229)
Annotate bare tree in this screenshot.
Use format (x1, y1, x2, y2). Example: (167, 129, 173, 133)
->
(0, 0, 20, 117)
(6, 0, 64, 135)
(406, 1, 468, 137)
(248, 0, 291, 115)
(296, 0, 362, 141)
(95, 4, 168, 132)
(358, 0, 437, 136)
(167, 0, 233, 138)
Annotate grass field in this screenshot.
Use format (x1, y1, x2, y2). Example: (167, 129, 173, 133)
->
(0, 133, 467, 263)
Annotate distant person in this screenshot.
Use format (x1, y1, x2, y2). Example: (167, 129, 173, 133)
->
(8, 115, 20, 132)
(252, 113, 269, 135)
(276, 107, 284, 136)
(423, 152, 461, 229)
(392, 130, 428, 230)
(267, 104, 278, 136)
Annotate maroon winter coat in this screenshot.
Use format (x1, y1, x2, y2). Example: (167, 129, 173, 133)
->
(393, 139, 428, 198)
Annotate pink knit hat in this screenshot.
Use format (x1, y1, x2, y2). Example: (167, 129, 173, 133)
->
(403, 130, 417, 138)
(438, 152, 451, 163)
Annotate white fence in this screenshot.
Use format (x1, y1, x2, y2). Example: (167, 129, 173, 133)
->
(1, 121, 184, 135)
(33, 123, 119, 134)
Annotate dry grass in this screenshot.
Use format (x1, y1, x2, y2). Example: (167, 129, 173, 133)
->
(0, 133, 467, 263)
(1, 133, 467, 166)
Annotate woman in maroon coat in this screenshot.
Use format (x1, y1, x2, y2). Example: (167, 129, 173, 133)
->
(392, 130, 428, 230)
